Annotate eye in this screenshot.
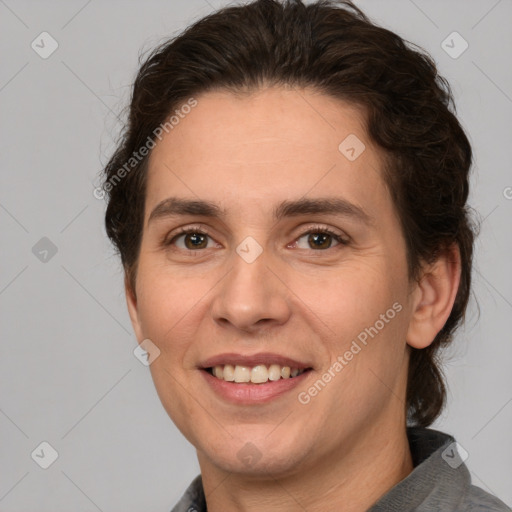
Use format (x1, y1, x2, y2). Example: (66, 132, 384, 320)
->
(292, 226, 348, 251)
(166, 227, 216, 250)
(164, 225, 349, 252)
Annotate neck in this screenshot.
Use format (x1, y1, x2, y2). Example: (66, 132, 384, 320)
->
(199, 419, 414, 512)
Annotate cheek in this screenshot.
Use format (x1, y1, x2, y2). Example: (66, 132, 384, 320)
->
(309, 298, 409, 432)
(291, 260, 404, 338)
(135, 267, 205, 354)
(134, 269, 212, 439)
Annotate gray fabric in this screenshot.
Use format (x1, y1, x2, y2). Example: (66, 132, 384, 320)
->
(171, 427, 510, 511)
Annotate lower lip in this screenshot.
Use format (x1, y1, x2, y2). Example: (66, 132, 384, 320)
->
(200, 369, 312, 405)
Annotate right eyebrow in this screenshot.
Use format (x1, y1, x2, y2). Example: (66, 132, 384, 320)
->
(148, 198, 226, 226)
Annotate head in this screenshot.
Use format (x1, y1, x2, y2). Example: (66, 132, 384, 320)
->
(101, 0, 474, 475)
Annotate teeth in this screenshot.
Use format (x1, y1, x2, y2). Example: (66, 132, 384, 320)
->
(210, 364, 306, 384)
(223, 364, 235, 381)
(268, 364, 282, 381)
(251, 365, 269, 383)
(234, 365, 251, 383)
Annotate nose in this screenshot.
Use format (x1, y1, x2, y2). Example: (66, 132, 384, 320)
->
(210, 247, 291, 334)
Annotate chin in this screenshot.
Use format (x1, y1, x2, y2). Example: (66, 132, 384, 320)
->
(200, 432, 310, 478)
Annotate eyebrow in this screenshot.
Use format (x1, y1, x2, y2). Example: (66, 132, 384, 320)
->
(147, 196, 374, 226)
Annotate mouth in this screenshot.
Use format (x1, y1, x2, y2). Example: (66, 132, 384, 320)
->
(198, 352, 314, 404)
(204, 364, 312, 384)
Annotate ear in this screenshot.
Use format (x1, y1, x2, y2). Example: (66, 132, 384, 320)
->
(406, 244, 461, 349)
(125, 273, 144, 342)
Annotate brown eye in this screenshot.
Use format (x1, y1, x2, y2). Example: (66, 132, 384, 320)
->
(168, 230, 213, 250)
(183, 232, 209, 249)
(307, 232, 335, 250)
(294, 228, 347, 251)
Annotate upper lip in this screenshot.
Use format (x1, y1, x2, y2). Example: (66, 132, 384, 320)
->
(199, 352, 312, 370)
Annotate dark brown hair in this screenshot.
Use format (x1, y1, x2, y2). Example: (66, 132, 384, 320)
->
(101, 0, 475, 427)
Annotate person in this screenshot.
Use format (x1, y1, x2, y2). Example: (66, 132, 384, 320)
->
(99, 0, 510, 510)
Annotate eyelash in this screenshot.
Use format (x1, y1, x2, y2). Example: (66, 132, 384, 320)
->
(164, 224, 349, 251)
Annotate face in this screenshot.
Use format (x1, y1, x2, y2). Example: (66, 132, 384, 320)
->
(126, 86, 419, 477)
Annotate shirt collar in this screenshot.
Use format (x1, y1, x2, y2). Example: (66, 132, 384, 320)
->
(368, 427, 470, 511)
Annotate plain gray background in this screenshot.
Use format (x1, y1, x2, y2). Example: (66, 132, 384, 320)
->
(1, 0, 511, 510)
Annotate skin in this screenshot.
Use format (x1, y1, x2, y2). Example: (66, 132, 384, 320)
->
(126, 86, 461, 511)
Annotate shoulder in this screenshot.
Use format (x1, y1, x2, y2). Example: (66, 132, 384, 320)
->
(458, 484, 511, 511)
(170, 475, 206, 512)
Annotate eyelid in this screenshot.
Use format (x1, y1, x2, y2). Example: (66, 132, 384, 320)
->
(164, 223, 350, 249)
(297, 223, 349, 241)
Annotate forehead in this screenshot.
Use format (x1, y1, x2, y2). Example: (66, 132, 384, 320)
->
(145, 86, 393, 224)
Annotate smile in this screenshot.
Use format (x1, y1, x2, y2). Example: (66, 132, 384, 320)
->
(207, 364, 309, 384)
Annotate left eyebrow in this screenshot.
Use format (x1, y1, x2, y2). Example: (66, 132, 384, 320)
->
(273, 197, 374, 226)
(147, 196, 374, 227)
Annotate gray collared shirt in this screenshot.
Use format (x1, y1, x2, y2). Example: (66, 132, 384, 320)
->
(171, 427, 510, 511)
